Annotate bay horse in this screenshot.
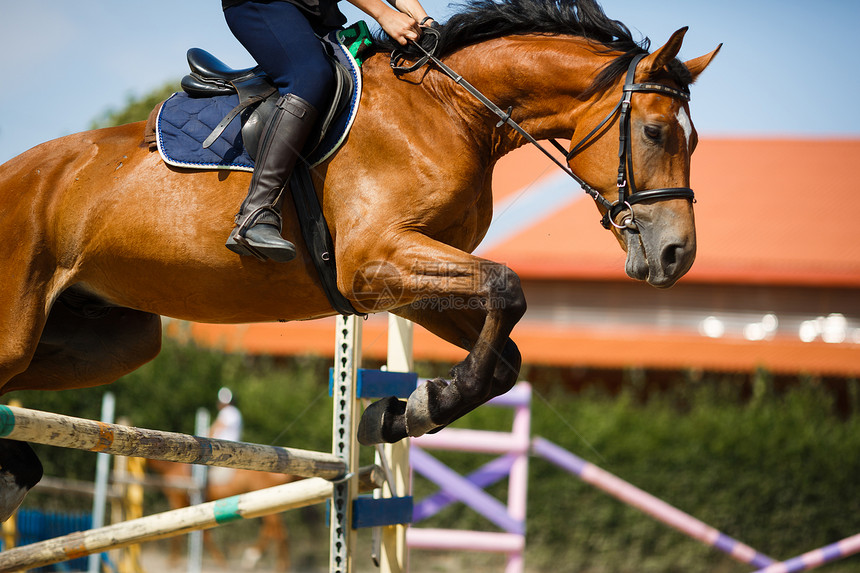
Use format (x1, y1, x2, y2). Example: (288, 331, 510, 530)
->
(0, 0, 719, 520)
(147, 459, 296, 570)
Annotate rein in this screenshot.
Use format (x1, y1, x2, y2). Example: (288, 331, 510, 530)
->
(392, 37, 695, 230)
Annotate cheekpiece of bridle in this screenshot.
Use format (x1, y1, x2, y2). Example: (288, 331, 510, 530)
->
(557, 53, 694, 229)
(394, 42, 695, 231)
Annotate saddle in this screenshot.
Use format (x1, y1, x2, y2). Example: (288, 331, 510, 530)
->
(181, 45, 353, 163)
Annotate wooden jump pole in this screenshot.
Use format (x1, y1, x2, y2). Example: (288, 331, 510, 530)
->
(0, 405, 344, 479)
(0, 467, 384, 573)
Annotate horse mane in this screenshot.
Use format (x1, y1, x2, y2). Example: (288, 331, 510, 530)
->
(373, 0, 691, 97)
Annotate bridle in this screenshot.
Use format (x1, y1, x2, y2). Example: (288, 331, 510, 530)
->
(552, 53, 694, 229)
(394, 37, 696, 231)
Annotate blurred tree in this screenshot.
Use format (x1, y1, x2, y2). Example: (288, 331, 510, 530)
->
(89, 81, 178, 129)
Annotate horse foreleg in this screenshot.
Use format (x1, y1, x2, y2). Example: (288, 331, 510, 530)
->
(348, 242, 526, 444)
(394, 305, 522, 426)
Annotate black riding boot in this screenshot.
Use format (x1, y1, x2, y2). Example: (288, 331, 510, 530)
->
(226, 93, 318, 262)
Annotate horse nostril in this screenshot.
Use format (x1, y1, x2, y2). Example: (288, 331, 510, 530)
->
(661, 243, 683, 272)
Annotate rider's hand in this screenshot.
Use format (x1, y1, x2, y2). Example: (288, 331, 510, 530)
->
(377, 10, 422, 45)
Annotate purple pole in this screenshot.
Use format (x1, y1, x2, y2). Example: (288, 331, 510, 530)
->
(410, 446, 523, 534)
(754, 533, 860, 573)
(412, 452, 516, 522)
(532, 437, 776, 569)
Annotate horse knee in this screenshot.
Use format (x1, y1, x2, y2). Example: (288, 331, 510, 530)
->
(484, 265, 526, 320)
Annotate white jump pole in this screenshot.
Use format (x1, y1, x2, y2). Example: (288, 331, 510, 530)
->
(330, 315, 362, 573)
(378, 313, 413, 573)
(0, 469, 381, 573)
(88, 391, 114, 573)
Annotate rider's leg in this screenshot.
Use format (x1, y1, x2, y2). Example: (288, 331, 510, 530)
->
(223, 1, 334, 261)
(225, 93, 318, 261)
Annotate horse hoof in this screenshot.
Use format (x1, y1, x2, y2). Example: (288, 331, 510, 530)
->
(405, 378, 447, 438)
(358, 396, 407, 445)
(0, 440, 43, 522)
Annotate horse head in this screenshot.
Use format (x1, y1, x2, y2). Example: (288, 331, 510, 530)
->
(569, 28, 720, 288)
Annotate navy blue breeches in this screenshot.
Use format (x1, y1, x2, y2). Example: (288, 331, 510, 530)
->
(224, 1, 335, 111)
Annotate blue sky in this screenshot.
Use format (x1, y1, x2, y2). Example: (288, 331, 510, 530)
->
(1, 1, 858, 164)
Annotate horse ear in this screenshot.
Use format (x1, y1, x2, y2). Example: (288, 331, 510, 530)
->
(684, 44, 722, 83)
(640, 27, 688, 78)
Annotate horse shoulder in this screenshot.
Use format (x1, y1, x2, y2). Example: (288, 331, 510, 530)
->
(326, 55, 494, 252)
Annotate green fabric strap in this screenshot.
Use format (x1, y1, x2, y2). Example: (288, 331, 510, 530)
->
(338, 20, 373, 67)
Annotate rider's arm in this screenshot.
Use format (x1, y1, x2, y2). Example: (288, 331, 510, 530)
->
(345, 0, 432, 45)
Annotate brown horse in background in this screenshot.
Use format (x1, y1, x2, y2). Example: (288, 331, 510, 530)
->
(0, 0, 719, 519)
(147, 459, 297, 570)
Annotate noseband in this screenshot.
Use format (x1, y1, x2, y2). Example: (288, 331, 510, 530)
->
(397, 39, 695, 231)
(555, 53, 694, 229)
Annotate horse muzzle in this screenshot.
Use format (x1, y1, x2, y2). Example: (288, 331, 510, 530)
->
(623, 215, 696, 288)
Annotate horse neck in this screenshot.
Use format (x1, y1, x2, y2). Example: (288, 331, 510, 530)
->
(436, 35, 615, 157)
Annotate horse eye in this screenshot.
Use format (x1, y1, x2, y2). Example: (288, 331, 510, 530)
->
(644, 125, 662, 141)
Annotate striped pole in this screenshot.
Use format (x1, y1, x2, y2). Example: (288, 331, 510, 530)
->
(754, 533, 860, 573)
(330, 315, 361, 573)
(0, 405, 344, 479)
(532, 437, 776, 569)
(88, 392, 114, 573)
(0, 466, 383, 573)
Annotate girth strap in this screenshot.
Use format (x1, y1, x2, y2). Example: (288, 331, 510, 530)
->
(290, 163, 364, 317)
